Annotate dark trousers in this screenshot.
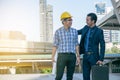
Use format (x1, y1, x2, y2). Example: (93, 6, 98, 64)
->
(83, 54, 98, 80)
(55, 53, 76, 80)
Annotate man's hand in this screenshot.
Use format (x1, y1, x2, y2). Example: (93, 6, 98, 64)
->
(52, 57, 56, 63)
(76, 57, 80, 65)
(96, 60, 103, 65)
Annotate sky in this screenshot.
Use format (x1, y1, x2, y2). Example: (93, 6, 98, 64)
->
(0, 0, 112, 41)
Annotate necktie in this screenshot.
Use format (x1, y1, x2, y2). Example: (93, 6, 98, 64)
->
(86, 29, 91, 51)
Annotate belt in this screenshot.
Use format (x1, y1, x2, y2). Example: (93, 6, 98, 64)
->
(58, 52, 75, 54)
(85, 51, 93, 54)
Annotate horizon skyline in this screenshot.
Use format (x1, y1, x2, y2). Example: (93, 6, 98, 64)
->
(0, 0, 112, 41)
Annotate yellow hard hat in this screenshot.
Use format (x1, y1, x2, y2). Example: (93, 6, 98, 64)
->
(60, 12, 72, 20)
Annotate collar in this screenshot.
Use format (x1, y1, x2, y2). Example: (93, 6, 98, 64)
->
(62, 26, 71, 32)
(87, 25, 96, 30)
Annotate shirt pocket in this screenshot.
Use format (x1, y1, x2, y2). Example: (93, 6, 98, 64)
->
(59, 34, 66, 44)
(70, 34, 76, 43)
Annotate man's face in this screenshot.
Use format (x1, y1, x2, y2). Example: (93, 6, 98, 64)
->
(63, 18, 72, 27)
(86, 16, 94, 27)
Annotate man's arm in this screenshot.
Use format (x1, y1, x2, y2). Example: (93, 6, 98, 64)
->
(99, 29, 105, 61)
(52, 31, 59, 62)
(77, 29, 82, 35)
(76, 45, 80, 65)
(52, 47, 57, 62)
(76, 45, 80, 57)
(75, 30, 80, 65)
(78, 25, 87, 35)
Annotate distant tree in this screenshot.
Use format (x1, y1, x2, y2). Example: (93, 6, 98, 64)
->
(105, 49, 112, 54)
(111, 46, 119, 53)
(113, 42, 118, 45)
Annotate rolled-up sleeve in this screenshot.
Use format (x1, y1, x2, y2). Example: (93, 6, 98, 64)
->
(75, 30, 79, 46)
(53, 31, 59, 47)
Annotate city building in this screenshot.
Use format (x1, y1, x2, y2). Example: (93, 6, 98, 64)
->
(46, 4, 53, 42)
(110, 30, 120, 44)
(0, 30, 52, 74)
(0, 31, 26, 40)
(103, 30, 111, 43)
(40, 0, 53, 42)
(95, 2, 120, 44)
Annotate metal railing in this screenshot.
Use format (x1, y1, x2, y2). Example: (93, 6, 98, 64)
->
(0, 47, 52, 54)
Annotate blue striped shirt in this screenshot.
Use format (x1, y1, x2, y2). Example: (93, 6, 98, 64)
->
(53, 27, 79, 54)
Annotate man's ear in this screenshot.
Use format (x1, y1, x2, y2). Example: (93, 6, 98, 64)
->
(62, 21, 65, 25)
(62, 21, 66, 25)
(92, 20, 95, 24)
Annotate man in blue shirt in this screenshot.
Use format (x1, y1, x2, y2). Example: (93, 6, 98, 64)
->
(52, 12, 80, 80)
(78, 13, 105, 80)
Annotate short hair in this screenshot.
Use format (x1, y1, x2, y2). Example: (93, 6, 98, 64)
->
(61, 18, 69, 24)
(87, 13, 97, 23)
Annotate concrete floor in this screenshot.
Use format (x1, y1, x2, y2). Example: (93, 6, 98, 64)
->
(0, 73, 119, 80)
